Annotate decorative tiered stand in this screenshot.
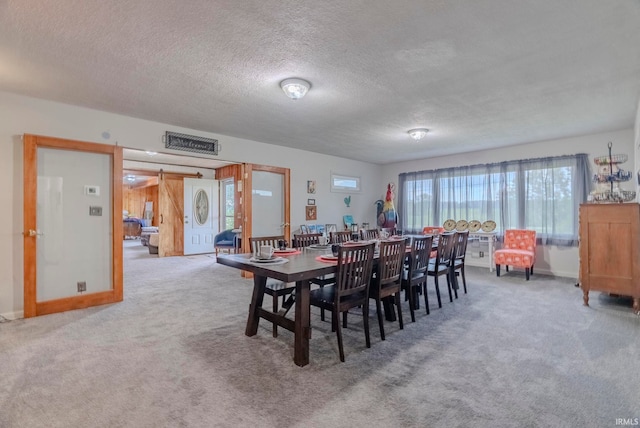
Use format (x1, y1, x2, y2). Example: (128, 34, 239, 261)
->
(589, 142, 635, 203)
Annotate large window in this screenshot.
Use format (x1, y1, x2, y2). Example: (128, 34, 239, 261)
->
(398, 154, 591, 245)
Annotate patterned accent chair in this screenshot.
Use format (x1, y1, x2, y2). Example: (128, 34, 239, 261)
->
(494, 229, 536, 280)
(423, 226, 445, 235)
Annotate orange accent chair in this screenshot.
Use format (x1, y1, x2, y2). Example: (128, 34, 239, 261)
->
(423, 226, 445, 235)
(494, 229, 536, 280)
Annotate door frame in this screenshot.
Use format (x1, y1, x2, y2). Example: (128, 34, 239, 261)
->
(242, 163, 291, 253)
(23, 134, 123, 317)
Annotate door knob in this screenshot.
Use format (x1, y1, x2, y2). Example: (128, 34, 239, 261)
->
(27, 229, 44, 237)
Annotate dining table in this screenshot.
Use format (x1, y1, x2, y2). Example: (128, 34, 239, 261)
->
(216, 240, 415, 366)
(217, 247, 338, 366)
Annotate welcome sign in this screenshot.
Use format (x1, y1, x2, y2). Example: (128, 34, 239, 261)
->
(165, 131, 219, 155)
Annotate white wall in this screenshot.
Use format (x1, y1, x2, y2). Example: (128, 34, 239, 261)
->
(0, 91, 380, 319)
(381, 128, 635, 279)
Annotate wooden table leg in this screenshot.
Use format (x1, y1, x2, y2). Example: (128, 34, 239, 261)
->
(245, 275, 267, 336)
(294, 279, 311, 367)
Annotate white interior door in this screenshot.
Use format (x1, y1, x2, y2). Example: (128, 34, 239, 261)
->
(184, 178, 218, 255)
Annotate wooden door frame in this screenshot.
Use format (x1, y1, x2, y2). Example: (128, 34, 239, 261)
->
(241, 163, 291, 253)
(23, 134, 123, 317)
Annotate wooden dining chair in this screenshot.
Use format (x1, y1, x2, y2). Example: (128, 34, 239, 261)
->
(450, 230, 469, 296)
(360, 228, 379, 240)
(427, 232, 456, 308)
(369, 238, 407, 340)
(401, 235, 433, 321)
(330, 231, 351, 244)
(310, 242, 375, 362)
(249, 236, 296, 337)
(293, 233, 321, 249)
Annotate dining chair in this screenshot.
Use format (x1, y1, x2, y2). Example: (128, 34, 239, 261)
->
(450, 230, 470, 295)
(369, 238, 407, 340)
(293, 233, 321, 249)
(360, 228, 380, 240)
(427, 232, 456, 308)
(310, 242, 375, 362)
(494, 229, 536, 280)
(401, 235, 433, 321)
(330, 231, 351, 244)
(249, 236, 296, 337)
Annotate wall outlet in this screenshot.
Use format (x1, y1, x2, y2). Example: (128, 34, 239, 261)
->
(77, 281, 86, 292)
(479, 251, 484, 258)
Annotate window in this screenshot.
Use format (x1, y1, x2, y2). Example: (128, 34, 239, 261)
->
(330, 172, 360, 193)
(398, 154, 591, 245)
(221, 179, 235, 230)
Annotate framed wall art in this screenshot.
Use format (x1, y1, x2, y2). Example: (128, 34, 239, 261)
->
(305, 205, 317, 220)
(307, 180, 316, 194)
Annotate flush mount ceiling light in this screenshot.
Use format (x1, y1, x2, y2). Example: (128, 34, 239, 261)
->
(145, 151, 157, 156)
(408, 128, 429, 141)
(125, 174, 136, 182)
(280, 78, 311, 100)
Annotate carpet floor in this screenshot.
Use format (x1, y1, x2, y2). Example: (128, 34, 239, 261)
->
(1, 240, 639, 427)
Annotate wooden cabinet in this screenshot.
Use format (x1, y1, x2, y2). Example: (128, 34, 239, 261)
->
(579, 203, 640, 313)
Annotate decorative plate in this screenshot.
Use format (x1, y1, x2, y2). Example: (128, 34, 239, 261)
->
(443, 219, 457, 231)
(468, 220, 481, 232)
(481, 220, 496, 232)
(455, 220, 469, 231)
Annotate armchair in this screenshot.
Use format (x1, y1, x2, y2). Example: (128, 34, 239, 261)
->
(214, 229, 237, 255)
(494, 229, 536, 280)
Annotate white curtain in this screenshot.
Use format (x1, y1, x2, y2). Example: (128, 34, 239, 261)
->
(398, 154, 591, 246)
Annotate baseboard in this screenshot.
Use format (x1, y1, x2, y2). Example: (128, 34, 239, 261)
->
(0, 310, 24, 321)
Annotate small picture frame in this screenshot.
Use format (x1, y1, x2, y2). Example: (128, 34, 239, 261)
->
(306, 205, 317, 220)
(307, 198, 316, 205)
(307, 180, 316, 194)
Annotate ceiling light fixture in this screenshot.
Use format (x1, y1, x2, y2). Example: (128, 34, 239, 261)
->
(408, 128, 429, 141)
(280, 78, 311, 100)
(145, 151, 157, 156)
(125, 174, 136, 182)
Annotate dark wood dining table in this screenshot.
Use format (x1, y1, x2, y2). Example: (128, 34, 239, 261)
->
(217, 250, 337, 367)
(217, 239, 424, 366)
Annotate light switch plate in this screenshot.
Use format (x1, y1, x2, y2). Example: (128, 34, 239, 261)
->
(85, 185, 100, 196)
(89, 206, 102, 216)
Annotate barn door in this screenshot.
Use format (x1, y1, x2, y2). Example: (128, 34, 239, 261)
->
(158, 172, 184, 257)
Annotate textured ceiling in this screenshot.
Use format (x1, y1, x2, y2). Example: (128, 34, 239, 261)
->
(2, 1, 640, 164)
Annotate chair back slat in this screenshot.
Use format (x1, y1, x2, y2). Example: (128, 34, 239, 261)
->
(330, 231, 352, 244)
(249, 236, 284, 254)
(377, 239, 407, 287)
(453, 231, 469, 260)
(410, 235, 433, 276)
(293, 233, 321, 248)
(433, 232, 455, 268)
(360, 229, 380, 240)
(336, 242, 375, 300)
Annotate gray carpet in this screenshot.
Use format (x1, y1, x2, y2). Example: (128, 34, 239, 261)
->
(1, 240, 639, 428)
